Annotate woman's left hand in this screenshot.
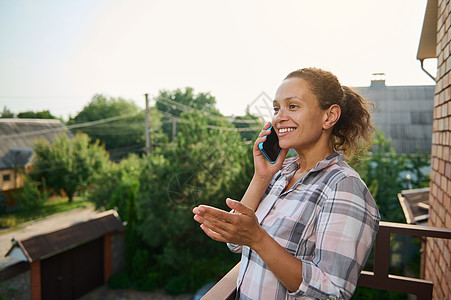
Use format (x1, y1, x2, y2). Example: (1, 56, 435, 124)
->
(193, 198, 264, 248)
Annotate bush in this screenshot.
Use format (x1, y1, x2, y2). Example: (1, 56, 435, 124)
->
(108, 271, 131, 289)
(13, 177, 47, 211)
(0, 191, 7, 215)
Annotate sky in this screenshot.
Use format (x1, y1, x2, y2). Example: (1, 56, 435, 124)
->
(0, 0, 436, 120)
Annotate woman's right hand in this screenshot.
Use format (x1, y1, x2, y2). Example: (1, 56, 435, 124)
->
(253, 122, 289, 182)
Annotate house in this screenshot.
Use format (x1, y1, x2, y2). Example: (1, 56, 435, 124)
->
(416, 0, 451, 299)
(353, 79, 434, 154)
(0, 119, 72, 206)
(0, 209, 125, 300)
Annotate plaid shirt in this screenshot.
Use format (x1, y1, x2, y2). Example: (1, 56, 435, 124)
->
(228, 152, 380, 299)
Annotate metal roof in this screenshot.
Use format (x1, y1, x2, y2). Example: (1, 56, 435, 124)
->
(0, 148, 33, 169)
(353, 82, 434, 154)
(0, 119, 73, 169)
(5, 210, 123, 262)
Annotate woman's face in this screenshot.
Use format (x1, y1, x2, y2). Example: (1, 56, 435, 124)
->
(273, 77, 327, 153)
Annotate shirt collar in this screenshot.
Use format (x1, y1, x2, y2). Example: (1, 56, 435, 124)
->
(280, 151, 344, 177)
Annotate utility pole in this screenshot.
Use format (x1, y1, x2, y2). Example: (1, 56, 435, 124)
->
(145, 93, 151, 157)
(172, 118, 177, 148)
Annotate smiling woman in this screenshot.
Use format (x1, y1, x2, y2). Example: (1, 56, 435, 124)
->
(193, 68, 380, 299)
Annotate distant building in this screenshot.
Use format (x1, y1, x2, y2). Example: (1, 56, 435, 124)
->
(353, 78, 434, 154)
(0, 119, 72, 207)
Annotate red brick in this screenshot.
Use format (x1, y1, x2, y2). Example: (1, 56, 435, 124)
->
(446, 162, 451, 179)
(443, 245, 450, 266)
(436, 216, 444, 228)
(441, 175, 449, 191)
(435, 172, 442, 185)
(432, 182, 438, 198)
(446, 212, 451, 229)
(440, 159, 446, 173)
(435, 260, 443, 278)
(438, 238, 444, 252)
(444, 193, 451, 211)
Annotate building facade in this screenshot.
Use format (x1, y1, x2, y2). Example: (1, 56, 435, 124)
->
(418, 0, 451, 299)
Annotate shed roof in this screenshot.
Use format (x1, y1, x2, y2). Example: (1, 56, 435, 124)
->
(5, 210, 123, 262)
(0, 119, 73, 168)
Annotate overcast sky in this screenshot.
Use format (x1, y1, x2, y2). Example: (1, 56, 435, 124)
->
(0, 0, 436, 120)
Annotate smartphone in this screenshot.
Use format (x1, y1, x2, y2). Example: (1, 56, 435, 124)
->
(259, 124, 282, 164)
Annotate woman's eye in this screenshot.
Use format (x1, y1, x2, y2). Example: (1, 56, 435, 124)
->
(273, 106, 280, 113)
(289, 104, 298, 109)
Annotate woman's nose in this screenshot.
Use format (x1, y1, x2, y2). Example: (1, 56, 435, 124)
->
(274, 107, 288, 123)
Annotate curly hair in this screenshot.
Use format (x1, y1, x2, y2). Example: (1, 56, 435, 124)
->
(284, 68, 375, 158)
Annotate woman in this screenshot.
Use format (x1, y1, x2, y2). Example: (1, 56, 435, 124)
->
(193, 68, 380, 299)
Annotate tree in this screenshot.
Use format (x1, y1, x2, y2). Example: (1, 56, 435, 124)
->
(30, 133, 109, 202)
(231, 113, 263, 142)
(155, 87, 225, 142)
(0, 106, 14, 118)
(68, 94, 163, 160)
(17, 110, 57, 119)
(134, 110, 250, 294)
(350, 131, 430, 222)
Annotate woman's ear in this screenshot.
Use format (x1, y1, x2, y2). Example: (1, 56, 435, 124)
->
(323, 104, 341, 130)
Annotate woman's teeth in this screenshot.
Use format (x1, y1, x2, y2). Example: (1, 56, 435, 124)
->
(279, 128, 295, 133)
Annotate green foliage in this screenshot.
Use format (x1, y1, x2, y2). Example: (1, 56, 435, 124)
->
(30, 133, 109, 202)
(130, 110, 246, 294)
(0, 197, 87, 229)
(13, 176, 48, 211)
(350, 131, 430, 222)
(0, 191, 7, 215)
(68, 94, 164, 159)
(353, 286, 407, 300)
(155, 87, 223, 142)
(107, 271, 132, 289)
(87, 154, 143, 217)
(17, 110, 57, 119)
(93, 105, 248, 294)
(232, 113, 263, 142)
(0, 106, 14, 118)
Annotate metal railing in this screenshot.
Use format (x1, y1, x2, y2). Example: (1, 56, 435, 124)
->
(201, 221, 451, 300)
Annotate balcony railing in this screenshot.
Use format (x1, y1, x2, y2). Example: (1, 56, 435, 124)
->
(201, 221, 451, 300)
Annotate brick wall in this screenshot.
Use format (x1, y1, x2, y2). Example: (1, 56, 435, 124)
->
(425, 0, 451, 299)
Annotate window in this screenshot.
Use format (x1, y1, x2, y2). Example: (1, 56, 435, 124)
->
(3, 174, 11, 182)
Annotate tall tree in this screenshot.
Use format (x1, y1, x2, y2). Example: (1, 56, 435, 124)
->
(30, 133, 109, 202)
(155, 87, 226, 142)
(134, 110, 250, 293)
(68, 94, 163, 160)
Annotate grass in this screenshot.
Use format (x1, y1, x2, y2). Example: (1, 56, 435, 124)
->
(0, 197, 91, 230)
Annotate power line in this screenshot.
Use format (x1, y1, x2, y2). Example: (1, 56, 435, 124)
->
(0, 100, 262, 140)
(0, 112, 141, 139)
(157, 98, 262, 124)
